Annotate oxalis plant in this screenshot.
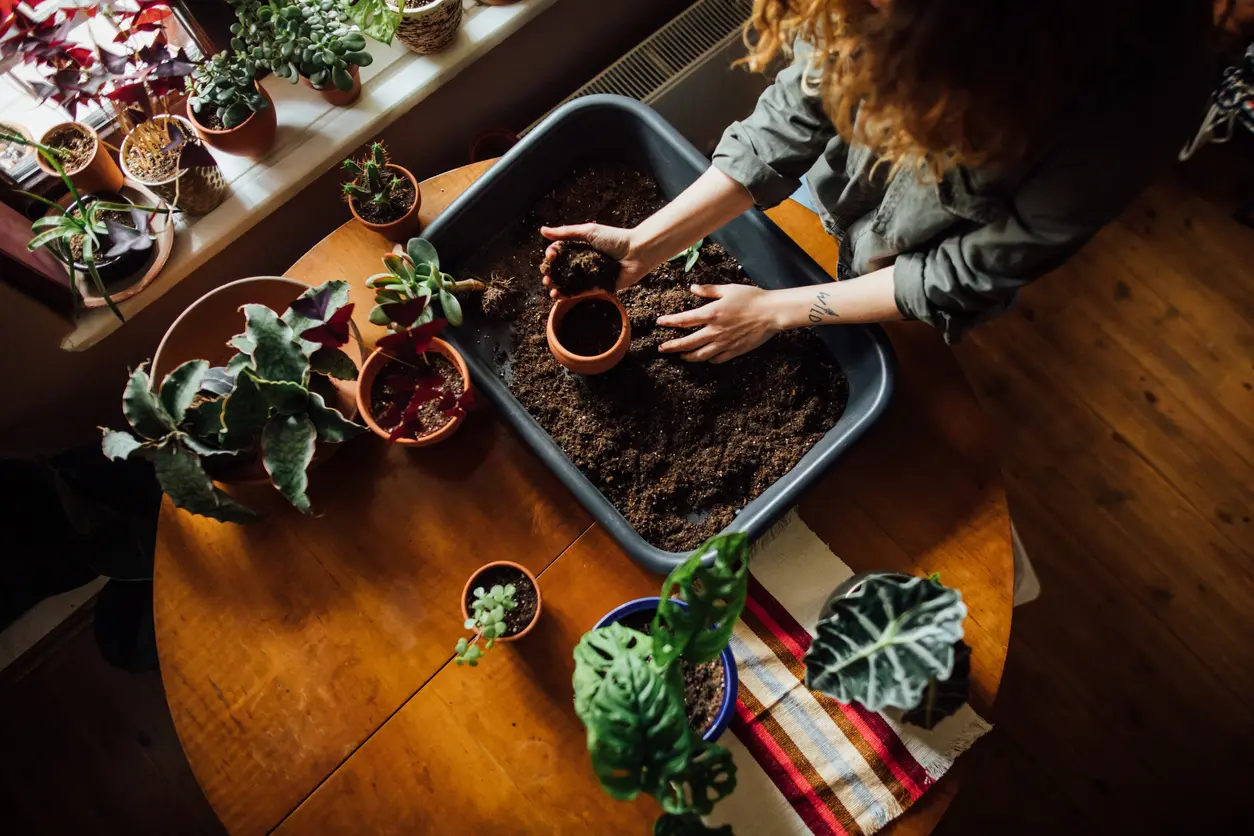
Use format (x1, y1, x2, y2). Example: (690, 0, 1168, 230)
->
(803, 574, 970, 730)
(454, 582, 516, 666)
(100, 281, 367, 522)
(366, 237, 486, 328)
(573, 532, 751, 836)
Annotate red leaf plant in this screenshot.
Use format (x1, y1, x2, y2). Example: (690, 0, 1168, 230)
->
(373, 318, 472, 443)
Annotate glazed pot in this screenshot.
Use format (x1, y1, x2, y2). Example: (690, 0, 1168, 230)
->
(119, 115, 228, 215)
(595, 597, 738, 742)
(303, 65, 361, 107)
(546, 290, 630, 374)
(395, 0, 462, 54)
(37, 122, 125, 195)
(186, 84, 277, 159)
(356, 337, 470, 447)
(348, 163, 421, 241)
(461, 560, 543, 642)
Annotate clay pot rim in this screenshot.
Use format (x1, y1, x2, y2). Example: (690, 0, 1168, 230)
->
(459, 560, 543, 643)
(347, 163, 420, 231)
(548, 290, 630, 361)
(37, 121, 97, 177)
(355, 337, 470, 447)
(187, 82, 269, 136)
(119, 114, 202, 187)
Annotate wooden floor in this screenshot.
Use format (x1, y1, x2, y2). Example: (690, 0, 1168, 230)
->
(2, 140, 1252, 834)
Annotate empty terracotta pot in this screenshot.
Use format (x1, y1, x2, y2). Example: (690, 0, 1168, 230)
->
(37, 122, 124, 195)
(357, 337, 470, 447)
(303, 65, 361, 107)
(460, 560, 543, 642)
(547, 290, 630, 375)
(186, 84, 277, 159)
(348, 163, 421, 241)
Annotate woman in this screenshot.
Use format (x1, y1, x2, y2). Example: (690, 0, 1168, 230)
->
(541, 0, 1236, 363)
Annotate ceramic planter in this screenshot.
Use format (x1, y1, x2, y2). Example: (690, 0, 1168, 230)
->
(546, 290, 630, 374)
(303, 65, 361, 106)
(119, 115, 228, 215)
(356, 336, 470, 447)
(395, 0, 462, 54)
(348, 163, 422, 241)
(186, 84, 277, 159)
(37, 122, 125, 195)
(595, 597, 738, 742)
(461, 560, 543, 642)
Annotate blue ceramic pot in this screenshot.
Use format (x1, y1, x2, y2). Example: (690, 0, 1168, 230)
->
(593, 596, 738, 742)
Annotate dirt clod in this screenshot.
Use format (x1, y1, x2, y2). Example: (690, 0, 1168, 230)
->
(546, 241, 619, 295)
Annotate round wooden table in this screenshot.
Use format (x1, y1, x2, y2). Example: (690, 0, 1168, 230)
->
(154, 162, 1013, 835)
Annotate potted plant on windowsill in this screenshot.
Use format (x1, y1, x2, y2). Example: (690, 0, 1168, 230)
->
(573, 532, 749, 834)
(453, 561, 542, 666)
(101, 281, 368, 522)
(186, 50, 276, 158)
(804, 572, 971, 730)
(345, 0, 463, 56)
(342, 141, 420, 240)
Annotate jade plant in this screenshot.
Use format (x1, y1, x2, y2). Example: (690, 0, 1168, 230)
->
(803, 573, 970, 730)
(100, 281, 367, 522)
(230, 0, 373, 92)
(573, 532, 750, 836)
(342, 141, 410, 217)
(188, 50, 269, 129)
(454, 582, 516, 666)
(669, 238, 704, 273)
(366, 237, 487, 328)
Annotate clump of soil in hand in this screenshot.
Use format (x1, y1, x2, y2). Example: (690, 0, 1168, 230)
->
(353, 175, 416, 225)
(43, 125, 94, 171)
(545, 241, 620, 295)
(465, 563, 538, 637)
(557, 298, 622, 357)
(620, 609, 726, 735)
(480, 273, 525, 321)
(460, 162, 849, 551)
(369, 353, 463, 439)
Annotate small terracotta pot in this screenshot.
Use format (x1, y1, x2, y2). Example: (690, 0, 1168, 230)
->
(303, 65, 361, 107)
(37, 122, 124, 195)
(357, 337, 470, 447)
(460, 560, 543, 643)
(120, 115, 228, 215)
(186, 84, 277, 159)
(348, 163, 421, 241)
(547, 290, 631, 375)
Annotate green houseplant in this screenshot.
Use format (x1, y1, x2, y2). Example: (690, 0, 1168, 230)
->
(186, 49, 277, 158)
(366, 237, 488, 328)
(230, 0, 373, 100)
(455, 581, 516, 666)
(803, 573, 971, 729)
(101, 281, 367, 522)
(573, 532, 750, 836)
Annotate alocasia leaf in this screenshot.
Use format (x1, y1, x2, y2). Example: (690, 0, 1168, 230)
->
(242, 304, 307, 383)
(309, 346, 358, 381)
(651, 532, 750, 667)
(123, 363, 175, 440)
(158, 359, 208, 425)
(219, 372, 269, 449)
(261, 414, 316, 514)
(307, 392, 366, 444)
(152, 440, 258, 524)
(902, 640, 971, 730)
(100, 428, 145, 461)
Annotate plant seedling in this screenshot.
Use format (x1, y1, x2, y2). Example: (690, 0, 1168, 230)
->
(668, 238, 704, 273)
(454, 582, 517, 666)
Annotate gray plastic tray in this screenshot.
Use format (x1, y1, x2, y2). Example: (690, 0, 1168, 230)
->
(423, 95, 895, 573)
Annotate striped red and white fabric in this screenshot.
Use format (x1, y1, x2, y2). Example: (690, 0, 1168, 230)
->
(708, 511, 992, 836)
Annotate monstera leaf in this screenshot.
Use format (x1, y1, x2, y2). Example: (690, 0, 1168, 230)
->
(655, 740, 737, 817)
(651, 532, 750, 667)
(804, 574, 967, 713)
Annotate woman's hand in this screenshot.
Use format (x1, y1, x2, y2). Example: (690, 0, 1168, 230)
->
(539, 225, 659, 299)
(656, 284, 783, 363)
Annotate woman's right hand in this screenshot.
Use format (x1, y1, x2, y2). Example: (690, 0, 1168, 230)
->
(539, 224, 658, 299)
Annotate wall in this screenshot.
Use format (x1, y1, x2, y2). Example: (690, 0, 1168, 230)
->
(0, 0, 690, 455)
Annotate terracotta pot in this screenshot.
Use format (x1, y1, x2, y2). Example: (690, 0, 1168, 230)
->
(395, 0, 462, 54)
(357, 337, 470, 447)
(546, 290, 631, 375)
(37, 122, 124, 195)
(348, 163, 421, 241)
(120, 115, 228, 215)
(303, 65, 361, 107)
(186, 84, 277, 159)
(152, 276, 361, 483)
(460, 560, 543, 643)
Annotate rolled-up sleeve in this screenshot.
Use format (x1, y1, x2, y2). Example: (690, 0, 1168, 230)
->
(712, 45, 836, 208)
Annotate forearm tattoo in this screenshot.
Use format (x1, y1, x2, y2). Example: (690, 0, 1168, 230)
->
(808, 289, 837, 324)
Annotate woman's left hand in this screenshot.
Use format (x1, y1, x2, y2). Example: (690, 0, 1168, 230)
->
(656, 284, 782, 363)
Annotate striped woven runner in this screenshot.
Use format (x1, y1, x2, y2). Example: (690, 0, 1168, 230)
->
(707, 511, 992, 836)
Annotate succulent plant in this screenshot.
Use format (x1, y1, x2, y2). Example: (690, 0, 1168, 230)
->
(454, 582, 516, 666)
(342, 141, 411, 217)
(804, 573, 969, 728)
(188, 50, 269, 129)
(230, 0, 373, 92)
(572, 532, 749, 836)
(668, 238, 704, 273)
(366, 237, 486, 329)
(100, 281, 367, 522)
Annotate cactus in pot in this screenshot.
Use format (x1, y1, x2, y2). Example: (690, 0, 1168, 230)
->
(101, 281, 367, 522)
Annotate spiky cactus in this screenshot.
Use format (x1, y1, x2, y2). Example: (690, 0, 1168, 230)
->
(342, 141, 410, 217)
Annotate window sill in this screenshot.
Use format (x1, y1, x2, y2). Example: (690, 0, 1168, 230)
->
(61, 0, 555, 352)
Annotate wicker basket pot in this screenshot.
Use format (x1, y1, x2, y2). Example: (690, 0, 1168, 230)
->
(395, 0, 463, 55)
(119, 115, 228, 215)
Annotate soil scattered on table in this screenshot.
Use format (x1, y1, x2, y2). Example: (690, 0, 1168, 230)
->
(557, 298, 622, 357)
(460, 162, 848, 551)
(353, 174, 416, 225)
(545, 241, 619, 295)
(369, 353, 463, 439)
(466, 563, 538, 637)
(620, 609, 726, 735)
(43, 125, 94, 172)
